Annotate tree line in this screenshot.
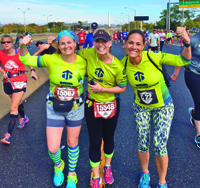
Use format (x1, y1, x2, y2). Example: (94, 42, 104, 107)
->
(0, 5, 199, 34)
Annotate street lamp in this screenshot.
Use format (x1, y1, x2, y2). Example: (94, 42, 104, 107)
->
(43, 14, 52, 32)
(53, 18, 59, 33)
(18, 8, 30, 33)
(125, 7, 136, 29)
(121, 13, 130, 32)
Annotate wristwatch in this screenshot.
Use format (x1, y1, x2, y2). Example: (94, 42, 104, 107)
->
(31, 69, 36, 72)
(183, 41, 191, 48)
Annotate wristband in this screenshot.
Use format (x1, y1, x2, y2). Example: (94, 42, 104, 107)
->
(19, 44, 26, 47)
(31, 69, 36, 72)
(100, 87, 103, 93)
(183, 41, 191, 48)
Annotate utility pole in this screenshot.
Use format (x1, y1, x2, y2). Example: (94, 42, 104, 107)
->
(18, 8, 30, 33)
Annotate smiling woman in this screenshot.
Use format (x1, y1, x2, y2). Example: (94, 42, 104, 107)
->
(120, 28, 191, 188)
(18, 30, 87, 188)
(77, 28, 127, 188)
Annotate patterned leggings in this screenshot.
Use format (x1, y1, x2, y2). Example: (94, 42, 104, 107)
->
(133, 100, 174, 157)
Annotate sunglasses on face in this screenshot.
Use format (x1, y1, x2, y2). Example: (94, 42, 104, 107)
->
(1, 41, 12, 44)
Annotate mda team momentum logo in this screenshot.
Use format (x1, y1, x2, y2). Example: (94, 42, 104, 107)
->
(62, 70, 73, 80)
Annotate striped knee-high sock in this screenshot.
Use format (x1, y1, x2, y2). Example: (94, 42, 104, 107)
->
(68, 144, 79, 173)
(48, 148, 61, 166)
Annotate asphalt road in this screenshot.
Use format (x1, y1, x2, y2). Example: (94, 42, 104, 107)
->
(0, 39, 200, 188)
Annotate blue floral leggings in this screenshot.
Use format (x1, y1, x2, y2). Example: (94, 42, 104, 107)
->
(133, 100, 174, 157)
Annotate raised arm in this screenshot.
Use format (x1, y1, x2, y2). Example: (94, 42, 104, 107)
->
(177, 27, 191, 60)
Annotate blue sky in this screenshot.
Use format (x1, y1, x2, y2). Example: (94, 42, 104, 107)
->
(0, 0, 191, 25)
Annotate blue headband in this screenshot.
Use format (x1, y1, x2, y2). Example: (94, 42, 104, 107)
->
(57, 30, 75, 42)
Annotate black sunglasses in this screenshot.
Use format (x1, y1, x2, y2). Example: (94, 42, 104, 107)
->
(1, 41, 12, 44)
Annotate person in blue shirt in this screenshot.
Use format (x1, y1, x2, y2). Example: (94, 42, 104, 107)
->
(171, 32, 200, 149)
(121, 29, 128, 48)
(83, 22, 98, 48)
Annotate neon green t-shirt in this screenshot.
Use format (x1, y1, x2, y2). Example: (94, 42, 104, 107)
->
(121, 51, 191, 108)
(19, 53, 86, 97)
(166, 32, 172, 39)
(77, 48, 127, 103)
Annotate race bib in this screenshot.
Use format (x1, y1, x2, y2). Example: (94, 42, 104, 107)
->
(94, 100, 116, 119)
(81, 37, 84, 40)
(54, 86, 78, 101)
(138, 89, 158, 105)
(11, 81, 27, 90)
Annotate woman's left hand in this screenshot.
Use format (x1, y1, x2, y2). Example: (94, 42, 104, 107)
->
(88, 82, 102, 93)
(31, 71, 38, 80)
(176, 27, 190, 44)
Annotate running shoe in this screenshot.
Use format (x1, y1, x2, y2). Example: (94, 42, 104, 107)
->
(157, 183, 168, 188)
(138, 172, 150, 188)
(103, 166, 114, 185)
(53, 160, 65, 186)
(1, 132, 11, 144)
(91, 176, 102, 188)
(195, 135, 200, 149)
(66, 172, 78, 188)
(17, 116, 29, 129)
(188, 107, 195, 127)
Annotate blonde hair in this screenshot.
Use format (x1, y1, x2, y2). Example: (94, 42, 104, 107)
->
(1, 34, 13, 43)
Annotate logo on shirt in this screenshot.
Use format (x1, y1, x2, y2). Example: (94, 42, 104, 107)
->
(4, 60, 19, 70)
(62, 70, 72, 80)
(95, 68, 104, 77)
(134, 72, 144, 82)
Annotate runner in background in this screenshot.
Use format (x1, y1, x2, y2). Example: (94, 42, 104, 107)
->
(159, 29, 166, 52)
(121, 28, 128, 48)
(34, 41, 56, 56)
(118, 30, 122, 43)
(113, 31, 118, 44)
(14, 32, 20, 47)
(0, 34, 38, 145)
(76, 29, 87, 50)
(83, 22, 98, 48)
(171, 30, 175, 44)
(166, 30, 172, 47)
(148, 28, 160, 51)
(143, 31, 148, 50)
(180, 28, 191, 48)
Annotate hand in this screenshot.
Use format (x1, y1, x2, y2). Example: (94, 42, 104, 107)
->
(170, 74, 178, 82)
(2, 72, 8, 79)
(31, 71, 38, 80)
(176, 27, 190, 44)
(47, 36, 56, 46)
(20, 36, 33, 46)
(40, 44, 50, 51)
(88, 82, 102, 93)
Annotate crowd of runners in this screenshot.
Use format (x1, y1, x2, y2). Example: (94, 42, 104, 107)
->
(1, 22, 199, 188)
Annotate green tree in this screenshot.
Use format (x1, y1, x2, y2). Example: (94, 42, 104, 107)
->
(193, 14, 200, 22)
(78, 21, 82, 29)
(156, 20, 165, 29)
(159, 5, 195, 30)
(184, 18, 196, 29)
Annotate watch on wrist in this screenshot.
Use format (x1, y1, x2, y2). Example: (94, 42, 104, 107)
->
(31, 69, 36, 72)
(183, 41, 191, 48)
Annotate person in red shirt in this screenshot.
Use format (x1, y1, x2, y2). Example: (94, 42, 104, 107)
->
(0, 34, 38, 144)
(76, 29, 86, 50)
